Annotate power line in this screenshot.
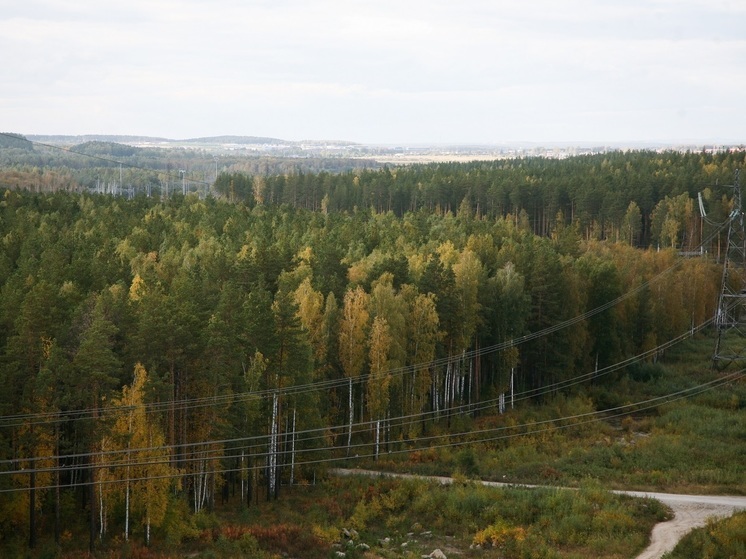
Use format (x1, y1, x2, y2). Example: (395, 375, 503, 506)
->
(0, 317, 719, 470)
(0, 222, 725, 431)
(1, 368, 740, 494)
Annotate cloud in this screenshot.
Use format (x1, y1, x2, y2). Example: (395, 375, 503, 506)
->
(2, 0, 744, 142)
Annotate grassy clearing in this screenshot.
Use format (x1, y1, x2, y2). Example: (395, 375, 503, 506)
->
(10, 338, 743, 558)
(363, 336, 746, 495)
(31, 476, 668, 559)
(152, 477, 672, 559)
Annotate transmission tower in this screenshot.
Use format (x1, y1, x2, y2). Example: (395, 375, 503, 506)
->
(713, 169, 746, 368)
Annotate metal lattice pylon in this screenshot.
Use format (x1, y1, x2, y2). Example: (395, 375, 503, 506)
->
(713, 169, 746, 368)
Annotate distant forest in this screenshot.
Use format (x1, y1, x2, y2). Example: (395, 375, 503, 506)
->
(0, 140, 741, 550)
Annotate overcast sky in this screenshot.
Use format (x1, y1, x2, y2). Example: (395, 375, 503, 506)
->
(2, 0, 744, 144)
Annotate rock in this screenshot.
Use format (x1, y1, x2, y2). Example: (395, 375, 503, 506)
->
(335, 552, 346, 558)
(429, 549, 447, 559)
(357, 543, 370, 551)
(342, 527, 359, 540)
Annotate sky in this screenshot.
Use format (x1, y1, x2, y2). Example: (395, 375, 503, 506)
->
(2, 0, 745, 145)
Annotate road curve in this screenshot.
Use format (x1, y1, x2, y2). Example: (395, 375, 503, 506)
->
(331, 469, 746, 559)
(613, 490, 746, 559)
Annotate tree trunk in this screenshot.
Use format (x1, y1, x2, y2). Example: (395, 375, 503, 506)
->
(29, 467, 36, 549)
(290, 408, 296, 486)
(347, 377, 353, 455)
(125, 475, 130, 541)
(268, 392, 278, 500)
(89, 461, 96, 554)
(375, 420, 380, 460)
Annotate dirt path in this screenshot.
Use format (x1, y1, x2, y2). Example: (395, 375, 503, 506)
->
(332, 469, 746, 559)
(614, 490, 746, 559)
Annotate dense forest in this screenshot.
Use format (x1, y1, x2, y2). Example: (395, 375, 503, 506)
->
(0, 145, 743, 554)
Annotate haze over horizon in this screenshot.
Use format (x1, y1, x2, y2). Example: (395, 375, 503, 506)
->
(2, 1, 744, 146)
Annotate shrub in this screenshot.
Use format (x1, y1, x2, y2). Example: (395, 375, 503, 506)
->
(473, 519, 526, 550)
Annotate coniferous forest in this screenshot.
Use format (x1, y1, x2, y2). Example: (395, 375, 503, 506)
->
(1, 138, 745, 558)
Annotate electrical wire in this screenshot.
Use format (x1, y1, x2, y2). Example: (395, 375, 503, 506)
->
(1, 367, 740, 493)
(0, 136, 740, 493)
(0, 317, 724, 472)
(0, 136, 734, 429)
(0, 224, 726, 431)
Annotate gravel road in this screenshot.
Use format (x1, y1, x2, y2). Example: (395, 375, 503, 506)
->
(615, 490, 746, 559)
(332, 469, 746, 559)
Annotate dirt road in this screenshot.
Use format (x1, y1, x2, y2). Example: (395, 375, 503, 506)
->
(332, 469, 746, 559)
(615, 490, 746, 559)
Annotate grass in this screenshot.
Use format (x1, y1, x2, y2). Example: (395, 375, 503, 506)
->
(663, 511, 746, 559)
(357, 336, 746, 495)
(199, 476, 670, 559)
(16, 476, 666, 559)
(7, 336, 744, 558)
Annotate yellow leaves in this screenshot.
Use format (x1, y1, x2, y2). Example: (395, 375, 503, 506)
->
(296, 246, 313, 265)
(129, 273, 146, 302)
(237, 244, 252, 260)
(347, 260, 369, 285)
(251, 175, 266, 205)
(246, 350, 268, 389)
(407, 253, 428, 283)
(368, 316, 393, 421)
(339, 286, 370, 379)
(59, 280, 77, 298)
(108, 364, 174, 532)
(294, 278, 327, 367)
(436, 240, 459, 269)
(40, 335, 54, 360)
(473, 520, 526, 548)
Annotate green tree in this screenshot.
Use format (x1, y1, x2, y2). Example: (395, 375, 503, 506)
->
(620, 201, 642, 246)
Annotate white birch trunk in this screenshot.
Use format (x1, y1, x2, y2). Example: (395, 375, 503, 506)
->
(269, 392, 278, 496)
(200, 463, 209, 511)
(510, 368, 514, 409)
(347, 377, 353, 453)
(290, 409, 296, 486)
(375, 419, 380, 460)
(240, 450, 245, 503)
(125, 474, 129, 541)
(468, 358, 473, 406)
(444, 363, 450, 409)
(99, 483, 104, 540)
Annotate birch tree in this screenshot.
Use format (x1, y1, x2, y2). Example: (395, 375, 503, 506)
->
(367, 316, 392, 459)
(338, 286, 370, 453)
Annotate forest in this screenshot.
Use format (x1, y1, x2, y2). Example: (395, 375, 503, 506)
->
(0, 143, 744, 557)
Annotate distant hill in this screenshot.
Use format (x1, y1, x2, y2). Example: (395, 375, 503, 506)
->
(26, 134, 296, 146)
(72, 141, 142, 157)
(25, 134, 363, 148)
(28, 134, 171, 145)
(182, 135, 290, 145)
(0, 132, 33, 150)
